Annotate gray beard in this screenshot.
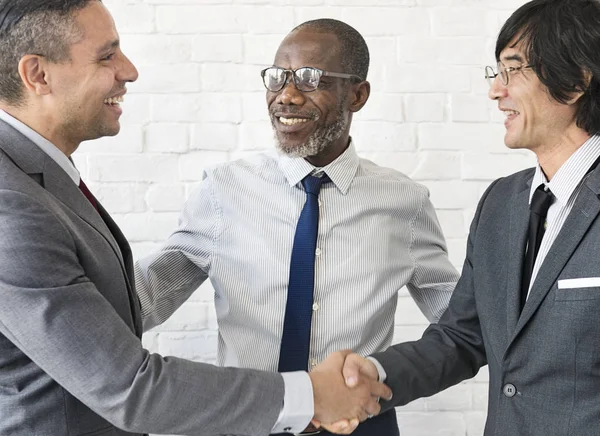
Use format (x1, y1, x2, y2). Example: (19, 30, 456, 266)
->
(273, 115, 348, 158)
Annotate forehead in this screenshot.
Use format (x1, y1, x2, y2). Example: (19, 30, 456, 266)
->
(72, 1, 118, 48)
(273, 30, 342, 71)
(498, 34, 528, 64)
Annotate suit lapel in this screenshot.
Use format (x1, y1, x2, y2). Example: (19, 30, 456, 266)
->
(506, 186, 530, 334)
(0, 120, 141, 336)
(512, 169, 600, 340)
(98, 203, 142, 337)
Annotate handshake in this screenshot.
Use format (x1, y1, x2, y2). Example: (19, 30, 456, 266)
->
(307, 350, 392, 434)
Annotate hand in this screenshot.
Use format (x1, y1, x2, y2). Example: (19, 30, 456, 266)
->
(317, 353, 392, 434)
(308, 350, 392, 434)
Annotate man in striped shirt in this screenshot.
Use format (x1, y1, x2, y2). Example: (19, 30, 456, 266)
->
(136, 19, 458, 435)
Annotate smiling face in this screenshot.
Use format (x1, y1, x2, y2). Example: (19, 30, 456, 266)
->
(488, 38, 581, 154)
(267, 29, 353, 163)
(45, 1, 138, 148)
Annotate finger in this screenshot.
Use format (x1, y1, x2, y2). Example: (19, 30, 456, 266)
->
(367, 380, 393, 401)
(333, 418, 360, 435)
(310, 418, 321, 428)
(364, 397, 382, 417)
(356, 408, 369, 423)
(342, 353, 367, 387)
(320, 419, 351, 434)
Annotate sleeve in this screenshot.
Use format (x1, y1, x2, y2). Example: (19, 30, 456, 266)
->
(406, 188, 460, 322)
(372, 180, 502, 411)
(136, 170, 219, 331)
(0, 188, 284, 436)
(272, 372, 314, 433)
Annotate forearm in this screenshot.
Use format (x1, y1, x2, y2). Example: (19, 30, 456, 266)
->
(135, 250, 207, 331)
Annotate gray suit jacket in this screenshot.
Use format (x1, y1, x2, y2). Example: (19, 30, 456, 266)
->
(374, 165, 600, 436)
(0, 119, 284, 436)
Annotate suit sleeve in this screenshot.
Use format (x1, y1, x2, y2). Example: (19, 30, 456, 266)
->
(0, 188, 284, 436)
(372, 179, 502, 410)
(136, 170, 217, 331)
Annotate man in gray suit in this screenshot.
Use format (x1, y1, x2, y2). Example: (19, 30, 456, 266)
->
(0, 1, 391, 435)
(331, 0, 600, 434)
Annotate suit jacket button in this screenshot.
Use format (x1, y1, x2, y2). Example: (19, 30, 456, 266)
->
(503, 383, 517, 397)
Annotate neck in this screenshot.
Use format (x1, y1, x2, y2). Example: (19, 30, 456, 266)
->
(305, 134, 351, 167)
(535, 129, 591, 181)
(0, 104, 78, 157)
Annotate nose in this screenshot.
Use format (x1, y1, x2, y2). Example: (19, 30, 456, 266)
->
(488, 75, 507, 100)
(275, 78, 306, 106)
(116, 52, 139, 83)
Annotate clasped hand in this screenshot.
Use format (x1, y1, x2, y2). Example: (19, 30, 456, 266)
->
(308, 351, 391, 434)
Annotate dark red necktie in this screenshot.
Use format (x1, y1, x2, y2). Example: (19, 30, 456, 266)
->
(78, 178, 99, 212)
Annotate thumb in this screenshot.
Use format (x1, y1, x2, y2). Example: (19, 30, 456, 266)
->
(342, 353, 366, 387)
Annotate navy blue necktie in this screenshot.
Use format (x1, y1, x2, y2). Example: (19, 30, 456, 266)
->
(278, 174, 329, 372)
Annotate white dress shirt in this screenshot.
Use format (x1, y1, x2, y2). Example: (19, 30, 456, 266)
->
(136, 141, 459, 430)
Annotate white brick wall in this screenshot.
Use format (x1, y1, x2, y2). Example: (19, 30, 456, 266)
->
(77, 1, 540, 434)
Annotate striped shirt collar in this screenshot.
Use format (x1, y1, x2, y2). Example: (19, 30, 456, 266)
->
(0, 109, 80, 184)
(277, 139, 360, 195)
(530, 135, 600, 206)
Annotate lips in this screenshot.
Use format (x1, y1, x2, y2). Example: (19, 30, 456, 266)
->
(500, 108, 520, 128)
(271, 110, 317, 134)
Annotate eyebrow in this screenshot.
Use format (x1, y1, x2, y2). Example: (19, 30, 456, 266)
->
(501, 53, 525, 63)
(96, 39, 119, 56)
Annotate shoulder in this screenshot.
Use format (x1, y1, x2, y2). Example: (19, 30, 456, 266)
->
(203, 152, 278, 184)
(357, 157, 429, 198)
(482, 167, 535, 201)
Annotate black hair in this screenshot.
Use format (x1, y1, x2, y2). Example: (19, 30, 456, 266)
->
(496, 0, 600, 134)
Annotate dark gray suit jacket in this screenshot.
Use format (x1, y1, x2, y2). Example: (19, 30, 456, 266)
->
(374, 165, 600, 436)
(0, 119, 284, 436)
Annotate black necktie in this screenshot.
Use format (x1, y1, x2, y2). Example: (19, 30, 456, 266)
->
(521, 184, 554, 311)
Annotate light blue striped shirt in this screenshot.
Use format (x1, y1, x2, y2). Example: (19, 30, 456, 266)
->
(136, 141, 458, 430)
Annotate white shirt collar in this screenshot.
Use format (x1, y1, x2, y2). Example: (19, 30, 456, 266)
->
(530, 135, 600, 205)
(0, 109, 80, 184)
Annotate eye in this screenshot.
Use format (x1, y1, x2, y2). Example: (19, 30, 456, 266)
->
(101, 53, 115, 61)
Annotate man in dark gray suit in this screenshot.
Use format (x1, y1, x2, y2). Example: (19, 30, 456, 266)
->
(0, 1, 391, 435)
(330, 0, 600, 435)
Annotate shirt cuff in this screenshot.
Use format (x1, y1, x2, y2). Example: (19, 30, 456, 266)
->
(272, 371, 314, 434)
(367, 357, 387, 382)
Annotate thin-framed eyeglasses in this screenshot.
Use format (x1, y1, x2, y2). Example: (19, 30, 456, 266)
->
(260, 66, 363, 92)
(484, 62, 533, 87)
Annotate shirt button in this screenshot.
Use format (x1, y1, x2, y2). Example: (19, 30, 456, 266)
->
(503, 383, 517, 398)
(318, 199, 322, 206)
(315, 248, 322, 256)
(310, 359, 317, 368)
(312, 303, 320, 311)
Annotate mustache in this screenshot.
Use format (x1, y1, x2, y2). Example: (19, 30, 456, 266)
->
(269, 106, 319, 119)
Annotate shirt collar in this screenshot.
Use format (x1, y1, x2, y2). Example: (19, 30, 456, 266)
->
(0, 109, 80, 184)
(277, 139, 360, 195)
(530, 135, 600, 205)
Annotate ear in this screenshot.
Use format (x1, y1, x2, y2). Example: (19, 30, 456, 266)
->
(566, 69, 593, 105)
(17, 55, 51, 96)
(565, 89, 586, 106)
(348, 80, 370, 113)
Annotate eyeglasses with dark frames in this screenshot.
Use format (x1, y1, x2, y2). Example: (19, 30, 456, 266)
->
(260, 66, 363, 92)
(484, 62, 533, 87)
